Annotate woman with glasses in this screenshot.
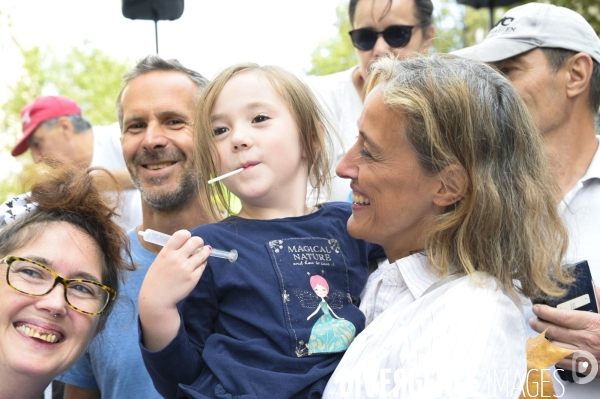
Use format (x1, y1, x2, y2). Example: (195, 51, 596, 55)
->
(0, 164, 133, 399)
(306, 0, 435, 203)
(322, 54, 573, 398)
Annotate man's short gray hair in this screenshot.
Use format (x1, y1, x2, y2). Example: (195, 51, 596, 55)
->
(116, 55, 209, 128)
(541, 48, 600, 114)
(43, 114, 92, 133)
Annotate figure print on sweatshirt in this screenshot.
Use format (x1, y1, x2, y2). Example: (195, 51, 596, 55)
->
(293, 274, 357, 356)
(267, 236, 362, 357)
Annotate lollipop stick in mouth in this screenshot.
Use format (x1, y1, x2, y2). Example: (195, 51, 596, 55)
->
(207, 167, 244, 184)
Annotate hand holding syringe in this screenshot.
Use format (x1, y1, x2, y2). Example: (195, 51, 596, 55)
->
(137, 168, 244, 262)
(139, 229, 238, 262)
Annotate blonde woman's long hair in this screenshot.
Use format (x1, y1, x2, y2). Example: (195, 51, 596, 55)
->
(365, 54, 571, 299)
(193, 63, 332, 221)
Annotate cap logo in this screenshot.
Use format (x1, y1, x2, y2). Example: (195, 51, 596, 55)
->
(496, 17, 514, 27)
(21, 111, 31, 125)
(491, 16, 516, 34)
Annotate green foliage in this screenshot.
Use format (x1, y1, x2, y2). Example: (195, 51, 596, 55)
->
(431, 0, 464, 53)
(2, 44, 130, 129)
(307, 0, 357, 76)
(462, 6, 505, 47)
(433, 0, 507, 53)
(49, 45, 130, 126)
(0, 44, 131, 200)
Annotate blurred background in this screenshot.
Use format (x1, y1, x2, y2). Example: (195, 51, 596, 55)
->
(1, 0, 598, 200)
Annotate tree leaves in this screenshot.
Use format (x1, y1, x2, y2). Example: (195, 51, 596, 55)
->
(307, 0, 356, 76)
(0, 43, 130, 199)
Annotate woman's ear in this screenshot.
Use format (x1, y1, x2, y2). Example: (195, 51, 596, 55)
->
(433, 164, 470, 207)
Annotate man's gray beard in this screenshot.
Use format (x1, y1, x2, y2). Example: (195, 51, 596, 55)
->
(131, 167, 200, 210)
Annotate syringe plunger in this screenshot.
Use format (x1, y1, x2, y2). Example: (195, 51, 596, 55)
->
(138, 229, 238, 263)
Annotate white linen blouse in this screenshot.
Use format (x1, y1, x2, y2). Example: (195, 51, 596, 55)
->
(323, 253, 527, 399)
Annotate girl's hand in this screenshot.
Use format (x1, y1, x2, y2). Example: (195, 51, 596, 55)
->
(143, 230, 209, 309)
(138, 230, 211, 351)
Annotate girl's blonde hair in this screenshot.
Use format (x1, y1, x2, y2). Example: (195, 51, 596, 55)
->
(193, 63, 332, 220)
(365, 54, 571, 299)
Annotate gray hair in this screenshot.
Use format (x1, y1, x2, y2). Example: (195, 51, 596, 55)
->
(541, 47, 600, 114)
(43, 114, 92, 133)
(116, 55, 209, 128)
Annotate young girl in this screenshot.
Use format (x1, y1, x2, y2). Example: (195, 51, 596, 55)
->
(138, 63, 384, 399)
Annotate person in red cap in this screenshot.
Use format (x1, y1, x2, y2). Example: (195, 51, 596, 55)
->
(13, 95, 81, 160)
(11, 95, 142, 232)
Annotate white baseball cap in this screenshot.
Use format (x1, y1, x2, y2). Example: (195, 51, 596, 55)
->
(453, 3, 600, 64)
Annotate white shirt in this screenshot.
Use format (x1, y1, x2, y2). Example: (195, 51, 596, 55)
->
(90, 123, 142, 232)
(560, 136, 600, 281)
(304, 67, 363, 203)
(525, 136, 600, 398)
(323, 253, 527, 399)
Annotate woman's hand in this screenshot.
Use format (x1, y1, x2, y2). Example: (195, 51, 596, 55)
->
(138, 230, 211, 351)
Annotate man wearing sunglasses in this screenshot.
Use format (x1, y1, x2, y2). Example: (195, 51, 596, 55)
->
(455, 3, 600, 398)
(306, 0, 434, 204)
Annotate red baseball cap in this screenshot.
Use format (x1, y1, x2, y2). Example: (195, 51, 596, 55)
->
(11, 95, 81, 157)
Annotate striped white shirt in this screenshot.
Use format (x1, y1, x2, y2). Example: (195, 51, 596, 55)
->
(323, 253, 527, 398)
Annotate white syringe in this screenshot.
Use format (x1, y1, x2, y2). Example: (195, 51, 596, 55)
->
(138, 229, 238, 263)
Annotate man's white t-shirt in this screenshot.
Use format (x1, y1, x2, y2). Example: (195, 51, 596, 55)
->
(90, 123, 142, 232)
(305, 67, 363, 204)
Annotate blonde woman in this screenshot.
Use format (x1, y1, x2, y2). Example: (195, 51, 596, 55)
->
(323, 54, 572, 398)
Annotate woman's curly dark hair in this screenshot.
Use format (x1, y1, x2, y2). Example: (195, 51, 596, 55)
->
(0, 163, 134, 330)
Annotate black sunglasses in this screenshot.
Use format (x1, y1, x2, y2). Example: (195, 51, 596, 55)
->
(348, 25, 422, 51)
